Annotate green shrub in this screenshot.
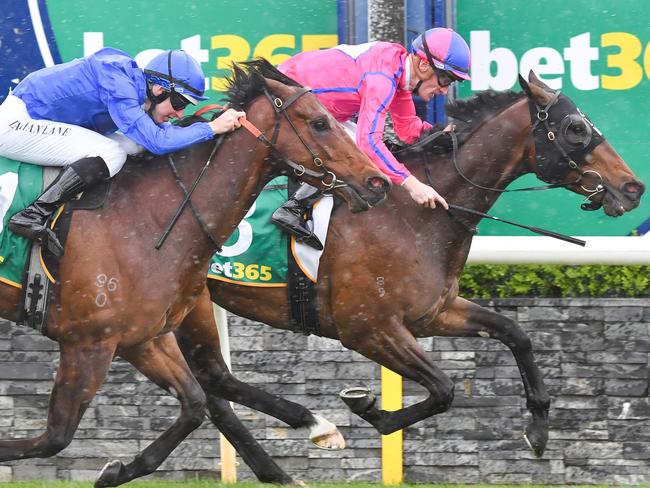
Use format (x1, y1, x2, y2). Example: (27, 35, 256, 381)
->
(459, 265, 650, 298)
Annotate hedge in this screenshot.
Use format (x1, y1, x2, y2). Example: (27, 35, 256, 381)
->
(459, 265, 650, 298)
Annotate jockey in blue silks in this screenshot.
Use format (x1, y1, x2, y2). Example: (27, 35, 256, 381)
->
(0, 48, 245, 253)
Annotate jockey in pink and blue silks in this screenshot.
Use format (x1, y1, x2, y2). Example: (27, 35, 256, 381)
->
(271, 27, 471, 250)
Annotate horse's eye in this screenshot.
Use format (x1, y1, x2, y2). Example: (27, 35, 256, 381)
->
(310, 118, 330, 132)
(572, 124, 585, 135)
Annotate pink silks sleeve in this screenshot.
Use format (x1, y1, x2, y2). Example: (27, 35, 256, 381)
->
(355, 73, 412, 185)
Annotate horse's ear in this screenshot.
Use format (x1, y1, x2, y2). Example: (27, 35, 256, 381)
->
(524, 70, 554, 106)
(518, 74, 532, 96)
(527, 70, 551, 91)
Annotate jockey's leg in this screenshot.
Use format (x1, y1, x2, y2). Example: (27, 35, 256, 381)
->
(8, 156, 110, 255)
(271, 182, 324, 250)
(0, 93, 129, 254)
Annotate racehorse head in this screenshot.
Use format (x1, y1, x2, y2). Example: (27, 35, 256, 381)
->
(519, 71, 645, 216)
(226, 59, 390, 212)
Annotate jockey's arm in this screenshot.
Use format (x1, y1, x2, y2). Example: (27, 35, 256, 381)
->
(356, 73, 412, 185)
(389, 89, 433, 143)
(99, 64, 214, 154)
(108, 100, 213, 155)
(356, 75, 448, 209)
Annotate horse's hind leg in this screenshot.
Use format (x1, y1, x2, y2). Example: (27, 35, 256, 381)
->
(0, 341, 114, 461)
(177, 292, 344, 451)
(338, 315, 456, 435)
(433, 297, 550, 457)
(95, 333, 206, 488)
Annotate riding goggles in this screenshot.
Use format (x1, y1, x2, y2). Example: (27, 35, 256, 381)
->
(169, 90, 192, 111)
(434, 68, 462, 88)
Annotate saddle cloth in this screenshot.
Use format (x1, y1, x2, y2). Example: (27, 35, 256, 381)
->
(208, 176, 334, 286)
(0, 156, 44, 288)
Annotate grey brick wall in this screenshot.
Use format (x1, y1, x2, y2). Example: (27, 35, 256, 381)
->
(0, 298, 648, 483)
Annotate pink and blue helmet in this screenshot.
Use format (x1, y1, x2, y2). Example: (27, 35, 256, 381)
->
(411, 28, 471, 81)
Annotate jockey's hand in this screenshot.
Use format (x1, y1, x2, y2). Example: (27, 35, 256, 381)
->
(209, 108, 246, 134)
(402, 176, 449, 210)
(443, 123, 456, 133)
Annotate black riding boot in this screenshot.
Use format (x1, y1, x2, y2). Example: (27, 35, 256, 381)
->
(271, 183, 324, 250)
(8, 156, 110, 256)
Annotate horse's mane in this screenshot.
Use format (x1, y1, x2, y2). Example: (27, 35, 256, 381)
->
(225, 58, 303, 109)
(446, 89, 525, 131)
(394, 89, 526, 157)
(175, 115, 206, 127)
(173, 59, 303, 127)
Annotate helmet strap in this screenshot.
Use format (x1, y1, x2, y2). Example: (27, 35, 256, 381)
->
(146, 82, 169, 118)
(166, 50, 178, 99)
(146, 50, 176, 119)
(413, 80, 424, 97)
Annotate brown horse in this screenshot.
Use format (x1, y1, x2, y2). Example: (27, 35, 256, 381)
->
(176, 72, 645, 468)
(0, 59, 389, 486)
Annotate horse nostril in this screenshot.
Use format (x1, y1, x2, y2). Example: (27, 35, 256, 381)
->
(367, 176, 389, 193)
(623, 180, 645, 197)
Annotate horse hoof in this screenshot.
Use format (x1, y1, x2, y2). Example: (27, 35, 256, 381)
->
(523, 430, 546, 458)
(95, 460, 124, 488)
(340, 387, 376, 414)
(309, 414, 346, 450)
(312, 431, 346, 450)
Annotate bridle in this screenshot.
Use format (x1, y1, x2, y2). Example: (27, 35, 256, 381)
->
(251, 87, 344, 190)
(527, 89, 606, 209)
(411, 88, 611, 246)
(156, 84, 346, 250)
(418, 89, 606, 205)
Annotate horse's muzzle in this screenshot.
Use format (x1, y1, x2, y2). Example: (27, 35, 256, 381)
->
(622, 179, 645, 205)
(601, 178, 645, 216)
(363, 175, 390, 209)
(341, 175, 390, 213)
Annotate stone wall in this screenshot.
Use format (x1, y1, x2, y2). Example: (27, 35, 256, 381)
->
(0, 298, 648, 483)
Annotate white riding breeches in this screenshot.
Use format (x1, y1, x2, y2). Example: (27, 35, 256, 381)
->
(0, 93, 143, 176)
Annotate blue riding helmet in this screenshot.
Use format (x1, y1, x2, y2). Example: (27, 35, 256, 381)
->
(143, 50, 208, 104)
(411, 28, 471, 81)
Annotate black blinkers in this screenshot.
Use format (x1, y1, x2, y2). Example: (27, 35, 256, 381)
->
(560, 113, 592, 149)
(529, 93, 605, 183)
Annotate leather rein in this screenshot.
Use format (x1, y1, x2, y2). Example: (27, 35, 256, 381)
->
(156, 87, 345, 251)
(411, 90, 601, 247)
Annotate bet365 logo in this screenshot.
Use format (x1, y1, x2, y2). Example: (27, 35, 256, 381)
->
(471, 31, 649, 91)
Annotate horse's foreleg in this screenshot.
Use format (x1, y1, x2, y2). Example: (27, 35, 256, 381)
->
(433, 297, 550, 457)
(338, 315, 455, 435)
(202, 393, 295, 484)
(0, 341, 114, 460)
(95, 333, 206, 488)
(177, 293, 344, 451)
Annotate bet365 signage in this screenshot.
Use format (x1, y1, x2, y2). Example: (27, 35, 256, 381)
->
(470, 30, 650, 91)
(44, 0, 337, 98)
(457, 0, 649, 236)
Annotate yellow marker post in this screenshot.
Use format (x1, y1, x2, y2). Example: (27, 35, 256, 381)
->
(381, 366, 403, 484)
(219, 435, 237, 483)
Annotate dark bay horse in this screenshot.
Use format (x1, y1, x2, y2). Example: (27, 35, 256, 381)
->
(177, 72, 644, 466)
(0, 60, 389, 486)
